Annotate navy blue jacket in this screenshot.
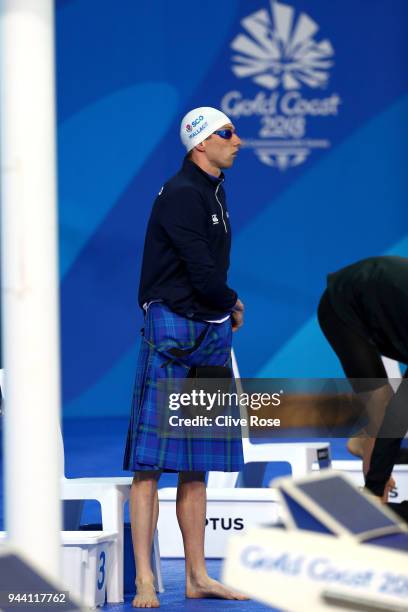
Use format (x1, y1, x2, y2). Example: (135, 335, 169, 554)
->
(138, 158, 238, 320)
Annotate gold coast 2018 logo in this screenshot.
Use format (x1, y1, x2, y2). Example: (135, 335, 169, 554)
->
(221, 1, 341, 170)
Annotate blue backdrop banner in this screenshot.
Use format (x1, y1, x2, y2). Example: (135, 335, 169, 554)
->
(56, 0, 408, 417)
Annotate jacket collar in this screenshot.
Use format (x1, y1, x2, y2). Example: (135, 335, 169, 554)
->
(182, 157, 225, 186)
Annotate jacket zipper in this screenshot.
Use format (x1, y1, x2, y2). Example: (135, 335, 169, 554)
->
(215, 181, 227, 234)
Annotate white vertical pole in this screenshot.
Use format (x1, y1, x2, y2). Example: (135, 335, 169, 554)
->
(0, 0, 61, 580)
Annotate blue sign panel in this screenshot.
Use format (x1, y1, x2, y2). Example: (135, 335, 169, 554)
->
(56, 0, 408, 417)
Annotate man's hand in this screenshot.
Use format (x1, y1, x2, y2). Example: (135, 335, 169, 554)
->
(382, 476, 396, 503)
(232, 298, 244, 332)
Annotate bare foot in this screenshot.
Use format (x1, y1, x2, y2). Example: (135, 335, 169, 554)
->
(186, 575, 249, 600)
(347, 431, 367, 458)
(132, 579, 160, 608)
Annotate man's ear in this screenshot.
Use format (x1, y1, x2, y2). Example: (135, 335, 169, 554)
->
(194, 141, 206, 153)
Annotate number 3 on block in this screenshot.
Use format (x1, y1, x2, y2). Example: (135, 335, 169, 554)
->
(98, 550, 106, 590)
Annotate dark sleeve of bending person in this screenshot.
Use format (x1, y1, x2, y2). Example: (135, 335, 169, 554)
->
(365, 372, 408, 497)
(162, 189, 237, 311)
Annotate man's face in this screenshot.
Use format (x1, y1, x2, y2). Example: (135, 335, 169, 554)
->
(203, 123, 241, 169)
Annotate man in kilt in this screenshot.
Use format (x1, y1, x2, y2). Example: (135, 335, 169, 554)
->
(124, 107, 246, 607)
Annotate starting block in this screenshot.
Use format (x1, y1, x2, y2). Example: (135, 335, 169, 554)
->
(222, 471, 408, 611)
(276, 471, 408, 543)
(62, 531, 116, 608)
(0, 531, 116, 608)
(158, 487, 282, 557)
(159, 440, 331, 558)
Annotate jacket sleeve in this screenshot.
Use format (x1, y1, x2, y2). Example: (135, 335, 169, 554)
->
(161, 186, 237, 311)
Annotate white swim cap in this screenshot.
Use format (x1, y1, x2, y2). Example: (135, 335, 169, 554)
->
(180, 107, 232, 152)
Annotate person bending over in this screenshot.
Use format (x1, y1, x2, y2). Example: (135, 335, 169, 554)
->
(318, 256, 408, 502)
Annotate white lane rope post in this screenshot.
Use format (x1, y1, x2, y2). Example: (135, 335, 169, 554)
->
(0, 0, 62, 581)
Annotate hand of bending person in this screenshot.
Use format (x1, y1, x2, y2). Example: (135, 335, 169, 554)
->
(232, 298, 244, 332)
(382, 476, 396, 503)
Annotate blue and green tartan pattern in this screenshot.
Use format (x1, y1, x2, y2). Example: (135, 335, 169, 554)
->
(123, 302, 244, 472)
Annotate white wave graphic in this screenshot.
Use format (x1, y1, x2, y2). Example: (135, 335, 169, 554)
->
(231, 1, 334, 90)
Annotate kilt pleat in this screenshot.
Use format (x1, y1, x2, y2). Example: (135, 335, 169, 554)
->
(123, 303, 244, 472)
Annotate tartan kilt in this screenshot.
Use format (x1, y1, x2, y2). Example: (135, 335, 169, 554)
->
(123, 302, 244, 472)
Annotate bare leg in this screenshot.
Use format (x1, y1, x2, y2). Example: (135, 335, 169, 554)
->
(347, 384, 396, 501)
(176, 471, 248, 601)
(348, 384, 393, 461)
(130, 470, 161, 608)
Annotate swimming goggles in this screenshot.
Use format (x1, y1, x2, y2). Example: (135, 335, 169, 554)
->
(212, 129, 234, 139)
